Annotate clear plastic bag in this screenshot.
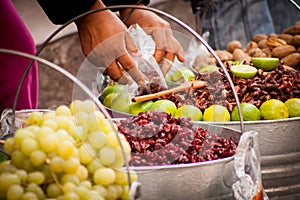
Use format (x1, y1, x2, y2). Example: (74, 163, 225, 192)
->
(232, 131, 268, 200)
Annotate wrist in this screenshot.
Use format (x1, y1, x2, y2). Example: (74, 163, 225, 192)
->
(75, 0, 110, 26)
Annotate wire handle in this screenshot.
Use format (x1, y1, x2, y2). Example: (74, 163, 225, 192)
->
(12, 5, 245, 134)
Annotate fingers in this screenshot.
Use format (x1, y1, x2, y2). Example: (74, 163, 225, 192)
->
(117, 53, 145, 86)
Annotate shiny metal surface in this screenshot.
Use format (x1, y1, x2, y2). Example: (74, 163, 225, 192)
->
(194, 117, 300, 198)
(129, 125, 241, 200)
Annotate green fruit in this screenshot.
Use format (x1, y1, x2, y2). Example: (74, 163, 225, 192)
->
(251, 57, 279, 71)
(230, 64, 257, 79)
(199, 65, 219, 73)
(203, 105, 230, 122)
(284, 98, 300, 117)
(100, 84, 127, 101)
(129, 100, 153, 115)
(149, 100, 177, 116)
(175, 105, 202, 121)
(172, 68, 195, 82)
(260, 99, 289, 120)
(103, 93, 119, 108)
(231, 103, 261, 121)
(110, 93, 132, 113)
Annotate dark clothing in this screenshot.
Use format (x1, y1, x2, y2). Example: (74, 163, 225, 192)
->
(37, 0, 150, 24)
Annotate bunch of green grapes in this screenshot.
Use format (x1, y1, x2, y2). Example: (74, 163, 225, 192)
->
(1, 99, 136, 200)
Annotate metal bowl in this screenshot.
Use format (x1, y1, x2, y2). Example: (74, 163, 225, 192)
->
(193, 117, 300, 198)
(129, 125, 241, 200)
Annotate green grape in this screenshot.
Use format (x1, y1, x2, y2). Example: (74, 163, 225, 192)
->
(98, 146, 116, 166)
(75, 186, 89, 200)
(61, 174, 80, 185)
(78, 143, 95, 164)
(55, 116, 73, 131)
(11, 150, 27, 169)
(93, 167, 116, 186)
(82, 100, 96, 113)
(30, 150, 46, 167)
(39, 165, 52, 182)
(105, 184, 118, 200)
(63, 157, 80, 174)
(21, 192, 38, 200)
(55, 105, 72, 116)
(87, 190, 105, 200)
(0, 173, 21, 192)
(56, 140, 75, 159)
(88, 131, 106, 149)
(25, 183, 45, 200)
(27, 171, 45, 185)
(26, 125, 40, 135)
(41, 119, 58, 131)
(75, 165, 88, 181)
(62, 192, 80, 200)
(0, 161, 16, 173)
(74, 111, 89, 126)
(46, 183, 62, 198)
(21, 138, 39, 156)
(114, 169, 129, 185)
(56, 129, 72, 142)
(4, 137, 15, 154)
(36, 126, 53, 141)
(70, 100, 84, 114)
(120, 185, 129, 200)
(115, 169, 137, 186)
(39, 132, 57, 153)
(110, 184, 123, 198)
(22, 159, 35, 172)
(6, 184, 24, 200)
(87, 111, 105, 132)
(14, 129, 35, 149)
(27, 111, 43, 126)
(42, 112, 55, 120)
(62, 182, 77, 193)
(87, 159, 104, 174)
(49, 156, 64, 173)
(92, 185, 107, 197)
(79, 180, 92, 189)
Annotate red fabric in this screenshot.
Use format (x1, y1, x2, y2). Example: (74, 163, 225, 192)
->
(0, 0, 38, 113)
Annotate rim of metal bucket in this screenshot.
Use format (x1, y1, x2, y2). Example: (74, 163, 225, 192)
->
(12, 5, 245, 134)
(0, 48, 134, 189)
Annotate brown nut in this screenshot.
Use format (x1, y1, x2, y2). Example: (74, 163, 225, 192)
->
(281, 53, 300, 67)
(272, 45, 297, 58)
(232, 49, 251, 63)
(261, 48, 272, 57)
(282, 24, 300, 35)
(277, 34, 294, 45)
(258, 39, 268, 49)
(248, 48, 266, 57)
(227, 40, 242, 53)
(252, 34, 267, 43)
(267, 37, 287, 48)
(244, 41, 258, 53)
(214, 50, 233, 62)
(293, 35, 300, 47)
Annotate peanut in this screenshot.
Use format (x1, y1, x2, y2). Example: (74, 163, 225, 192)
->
(252, 34, 267, 43)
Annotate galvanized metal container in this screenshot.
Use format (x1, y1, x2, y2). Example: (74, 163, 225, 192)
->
(129, 125, 242, 200)
(194, 118, 300, 198)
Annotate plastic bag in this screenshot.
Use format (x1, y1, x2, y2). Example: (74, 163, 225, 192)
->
(127, 24, 168, 94)
(232, 130, 268, 200)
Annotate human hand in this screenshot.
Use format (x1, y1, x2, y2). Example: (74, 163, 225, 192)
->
(75, 0, 145, 85)
(120, 6, 185, 75)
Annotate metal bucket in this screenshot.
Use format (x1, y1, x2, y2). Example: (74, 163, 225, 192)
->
(129, 125, 241, 200)
(193, 118, 300, 198)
